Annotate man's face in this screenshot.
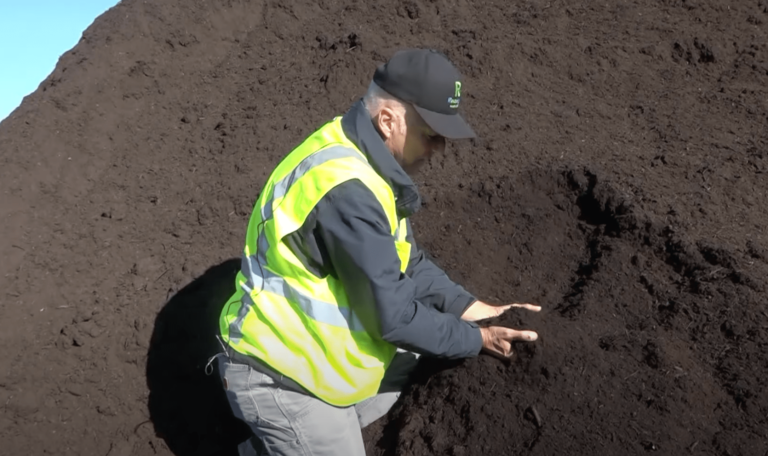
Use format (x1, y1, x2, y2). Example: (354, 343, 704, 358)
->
(396, 107, 446, 174)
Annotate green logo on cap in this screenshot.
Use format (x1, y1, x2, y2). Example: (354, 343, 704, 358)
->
(448, 81, 461, 109)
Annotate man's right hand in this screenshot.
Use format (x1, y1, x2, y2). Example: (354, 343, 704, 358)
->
(480, 326, 538, 360)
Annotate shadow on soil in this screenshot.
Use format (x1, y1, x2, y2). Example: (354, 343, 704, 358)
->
(146, 258, 250, 456)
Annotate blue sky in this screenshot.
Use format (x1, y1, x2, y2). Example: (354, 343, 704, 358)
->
(0, 0, 119, 121)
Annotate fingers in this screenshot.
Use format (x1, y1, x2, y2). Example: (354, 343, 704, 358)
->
(481, 334, 514, 359)
(497, 341, 514, 358)
(483, 346, 515, 362)
(481, 326, 539, 362)
(509, 303, 542, 312)
(496, 327, 538, 342)
(509, 329, 539, 342)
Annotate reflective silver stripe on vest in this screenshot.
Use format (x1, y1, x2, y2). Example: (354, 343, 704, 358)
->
(234, 254, 367, 337)
(229, 145, 370, 343)
(228, 254, 261, 343)
(262, 146, 366, 221)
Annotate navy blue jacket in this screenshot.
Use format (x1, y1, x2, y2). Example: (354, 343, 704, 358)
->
(280, 99, 483, 359)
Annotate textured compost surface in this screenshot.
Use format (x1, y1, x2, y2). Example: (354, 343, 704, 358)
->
(1, 0, 767, 455)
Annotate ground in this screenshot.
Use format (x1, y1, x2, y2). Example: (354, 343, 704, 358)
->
(0, 0, 767, 455)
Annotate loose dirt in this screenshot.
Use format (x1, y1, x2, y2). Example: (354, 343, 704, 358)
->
(1, 0, 766, 455)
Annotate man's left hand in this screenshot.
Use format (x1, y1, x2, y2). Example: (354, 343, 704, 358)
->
(461, 300, 541, 322)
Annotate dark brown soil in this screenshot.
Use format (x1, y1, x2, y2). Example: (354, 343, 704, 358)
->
(1, 0, 767, 455)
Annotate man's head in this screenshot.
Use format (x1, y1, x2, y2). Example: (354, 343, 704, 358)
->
(363, 49, 476, 174)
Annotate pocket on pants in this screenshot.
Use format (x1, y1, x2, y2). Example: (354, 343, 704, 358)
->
(219, 361, 297, 440)
(262, 437, 306, 456)
(275, 387, 322, 422)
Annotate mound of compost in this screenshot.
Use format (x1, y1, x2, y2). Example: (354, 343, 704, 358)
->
(0, 0, 765, 455)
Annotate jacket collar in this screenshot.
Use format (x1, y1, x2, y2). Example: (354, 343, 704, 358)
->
(341, 99, 422, 218)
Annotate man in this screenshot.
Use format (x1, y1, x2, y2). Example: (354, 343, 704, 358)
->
(215, 48, 540, 455)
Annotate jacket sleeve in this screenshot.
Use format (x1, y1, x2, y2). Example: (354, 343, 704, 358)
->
(312, 180, 483, 359)
(404, 219, 478, 318)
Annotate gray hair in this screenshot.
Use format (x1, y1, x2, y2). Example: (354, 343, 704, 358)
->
(362, 81, 407, 117)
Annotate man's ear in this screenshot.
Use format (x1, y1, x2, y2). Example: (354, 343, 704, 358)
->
(376, 106, 396, 140)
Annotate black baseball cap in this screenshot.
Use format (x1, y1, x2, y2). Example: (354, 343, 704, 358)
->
(373, 48, 476, 139)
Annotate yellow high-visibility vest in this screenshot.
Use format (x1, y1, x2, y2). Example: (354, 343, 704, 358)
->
(219, 116, 412, 406)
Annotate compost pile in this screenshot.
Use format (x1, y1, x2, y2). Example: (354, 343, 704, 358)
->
(1, 0, 766, 455)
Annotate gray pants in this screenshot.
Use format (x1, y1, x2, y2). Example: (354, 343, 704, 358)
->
(216, 350, 420, 456)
